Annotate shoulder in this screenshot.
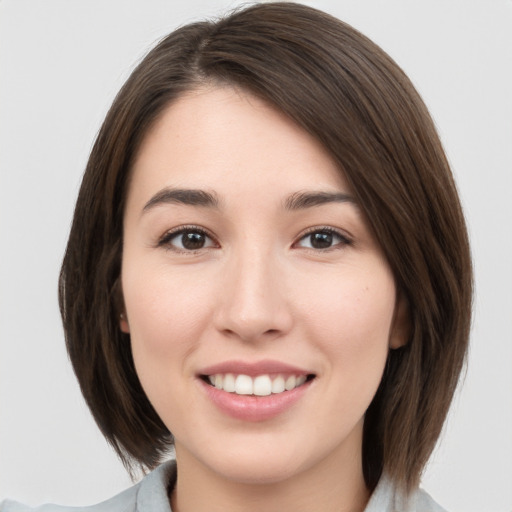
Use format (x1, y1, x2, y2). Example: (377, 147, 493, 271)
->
(0, 461, 176, 512)
(412, 488, 448, 512)
(365, 474, 448, 512)
(0, 485, 138, 512)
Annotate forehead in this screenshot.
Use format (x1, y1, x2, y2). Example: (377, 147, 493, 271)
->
(128, 86, 350, 205)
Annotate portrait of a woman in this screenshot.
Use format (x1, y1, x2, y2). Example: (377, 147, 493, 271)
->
(1, 2, 510, 512)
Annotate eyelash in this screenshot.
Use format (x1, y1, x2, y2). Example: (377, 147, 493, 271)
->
(294, 226, 353, 251)
(157, 225, 217, 253)
(157, 225, 352, 253)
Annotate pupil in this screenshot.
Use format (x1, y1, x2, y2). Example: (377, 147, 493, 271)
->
(182, 231, 205, 250)
(311, 232, 332, 249)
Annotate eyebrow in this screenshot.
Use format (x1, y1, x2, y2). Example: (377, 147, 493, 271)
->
(284, 191, 356, 210)
(143, 188, 219, 212)
(142, 187, 355, 214)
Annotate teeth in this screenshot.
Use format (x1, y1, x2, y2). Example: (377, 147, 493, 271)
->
(253, 375, 272, 396)
(223, 373, 236, 392)
(285, 375, 296, 391)
(235, 374, 253, 395)
(206, 373, 310, 396)
(271, 375, 285, 393)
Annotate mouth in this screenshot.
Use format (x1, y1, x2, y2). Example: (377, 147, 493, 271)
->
(200, 373, 316, 396)
(197, 361, 316, 421)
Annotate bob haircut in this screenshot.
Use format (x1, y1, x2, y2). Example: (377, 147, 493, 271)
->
(59, 1, 472, 494)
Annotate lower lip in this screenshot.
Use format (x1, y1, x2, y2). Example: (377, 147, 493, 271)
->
(200, 379, 313, 422)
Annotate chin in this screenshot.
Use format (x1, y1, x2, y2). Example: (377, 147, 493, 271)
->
(190, 432, 341, 487)
(210, 454, 307, 486)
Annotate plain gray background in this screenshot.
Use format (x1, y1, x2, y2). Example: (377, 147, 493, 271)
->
(1, 1, 511, 511)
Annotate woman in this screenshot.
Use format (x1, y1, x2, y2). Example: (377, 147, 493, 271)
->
(1, 2, 472, 511)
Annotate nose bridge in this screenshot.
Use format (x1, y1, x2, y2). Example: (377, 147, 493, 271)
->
(216, 242, 291, 341)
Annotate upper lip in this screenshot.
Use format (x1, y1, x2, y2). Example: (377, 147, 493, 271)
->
(198, 359, 313, 377)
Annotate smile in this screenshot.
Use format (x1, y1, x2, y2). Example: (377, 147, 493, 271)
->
(198, 360, 316, 420)
(204, 373, 312, 396)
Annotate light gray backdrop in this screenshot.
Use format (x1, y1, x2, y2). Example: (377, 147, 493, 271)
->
(1, 1, 511, 511)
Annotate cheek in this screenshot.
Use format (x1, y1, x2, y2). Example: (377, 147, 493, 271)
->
(121, 262, 214, 370)
(121, 263, 218, 425)
(301, 264, 396, 371)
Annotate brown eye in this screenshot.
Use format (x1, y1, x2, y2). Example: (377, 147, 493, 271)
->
(297, 229, 350, 250)
(181, 231, 207, 249)
(161, 228, 216, 251)
(310, 232, 333, 249)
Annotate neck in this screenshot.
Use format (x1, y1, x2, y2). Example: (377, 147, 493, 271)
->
(170, 433, 370, 512)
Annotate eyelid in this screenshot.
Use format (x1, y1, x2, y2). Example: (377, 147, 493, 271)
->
(293, 226, 353, 250)
(157, 224, 219, 252)
(156, 224, 352, 252)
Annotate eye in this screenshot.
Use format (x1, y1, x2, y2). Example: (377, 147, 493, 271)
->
(296, 228, 351, 250)
(159, 227, 217, 252)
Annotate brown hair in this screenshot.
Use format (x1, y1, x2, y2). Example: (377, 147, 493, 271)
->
(59, 2, 472, 493)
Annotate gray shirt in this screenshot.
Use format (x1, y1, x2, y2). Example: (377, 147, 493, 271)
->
(0, 460, 446, 512)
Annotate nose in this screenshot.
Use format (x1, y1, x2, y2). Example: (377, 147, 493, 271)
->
(214, 248, 293, 343)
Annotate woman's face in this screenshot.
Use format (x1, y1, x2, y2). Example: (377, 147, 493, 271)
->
(121, 86, 407, 485)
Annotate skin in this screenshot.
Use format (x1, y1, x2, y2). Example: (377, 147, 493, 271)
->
(120, 86, 408, 512)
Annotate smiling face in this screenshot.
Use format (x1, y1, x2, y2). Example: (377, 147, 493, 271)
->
(120, 86, 407, 490)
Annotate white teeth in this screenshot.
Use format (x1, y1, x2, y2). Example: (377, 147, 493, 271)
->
(285, 375, 296, 391)
(235, 374, 253, 395)
(206, 373, 310, 395)
(271, 375, 285, 394)
(253, 375, 272, 396)
(223, 373, 236, 392)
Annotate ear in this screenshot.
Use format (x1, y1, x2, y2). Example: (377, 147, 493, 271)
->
(119, 312, 130, 333)
(389, 290, 410, 349)
(112, 277, 130, 333)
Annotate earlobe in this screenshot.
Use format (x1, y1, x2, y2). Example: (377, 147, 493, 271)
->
(389, 290, 410, 349)
(112, 277, 129, 333)
(119, 312, 130, 333)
